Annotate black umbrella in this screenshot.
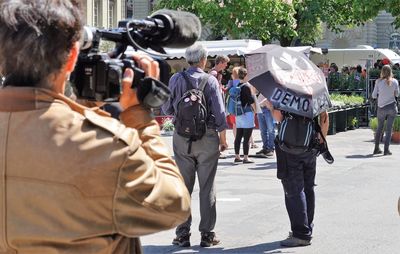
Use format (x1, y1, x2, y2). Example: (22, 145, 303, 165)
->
(245, 44, 331, 118)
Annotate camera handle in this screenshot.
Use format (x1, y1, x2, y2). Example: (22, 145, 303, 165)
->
(137, 77, 171, 109)
(315, 119, 335, 164)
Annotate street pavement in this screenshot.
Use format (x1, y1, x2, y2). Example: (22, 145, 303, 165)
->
(141, 127, 400, 254)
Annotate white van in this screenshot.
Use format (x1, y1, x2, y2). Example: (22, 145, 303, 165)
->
(310, 46, 400, 70)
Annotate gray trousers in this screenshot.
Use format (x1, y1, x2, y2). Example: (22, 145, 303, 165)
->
(173, 129, 220, 236)
(375, 102, 398, 151)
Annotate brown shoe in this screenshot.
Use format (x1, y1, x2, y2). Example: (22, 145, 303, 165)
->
(200, 232, 220, 247)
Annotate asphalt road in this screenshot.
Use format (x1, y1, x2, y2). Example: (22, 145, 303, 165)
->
(141, 127, 400, 254)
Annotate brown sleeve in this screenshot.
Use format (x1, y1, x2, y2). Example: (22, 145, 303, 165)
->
(114, 105, 191, 237)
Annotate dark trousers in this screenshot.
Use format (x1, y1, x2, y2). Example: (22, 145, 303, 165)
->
(375, 102, 397, 151)
(234, 128, 253, 155)
(279, 150, 316, 241)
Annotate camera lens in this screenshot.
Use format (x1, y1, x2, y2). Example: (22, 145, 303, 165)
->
(108, 66, 121, 82)
(107, 65, 122, 100)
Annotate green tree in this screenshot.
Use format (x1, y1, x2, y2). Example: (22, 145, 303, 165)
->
(155, 0, 297, 44)
(155, 0, 383, 46)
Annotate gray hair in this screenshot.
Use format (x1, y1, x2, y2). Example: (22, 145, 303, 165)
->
(0, 0, 83, 87)
(185, 43, 208, 65)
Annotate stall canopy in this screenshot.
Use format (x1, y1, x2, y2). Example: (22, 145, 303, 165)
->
(147, 39, 263, 59)
(287, 46, 323, 56)
(127, 42, 322, 60)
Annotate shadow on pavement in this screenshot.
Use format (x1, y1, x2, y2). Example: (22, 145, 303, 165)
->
(247, 162, 277, 170)
(143, 241, 288, 254)
(345, 154, 376, 159)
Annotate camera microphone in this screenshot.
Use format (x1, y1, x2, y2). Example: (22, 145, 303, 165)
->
(81, 9, 201, 51)
(72, 9, 201, 105)
(147, 9, 202, 48)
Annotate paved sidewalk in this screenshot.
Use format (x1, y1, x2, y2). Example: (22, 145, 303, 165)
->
(142, 128, 400, 254)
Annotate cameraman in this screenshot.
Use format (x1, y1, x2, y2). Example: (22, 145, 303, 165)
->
(0, 1, 190, 254)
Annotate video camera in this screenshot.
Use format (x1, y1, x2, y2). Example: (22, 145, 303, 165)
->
(70, 9, 201, 108)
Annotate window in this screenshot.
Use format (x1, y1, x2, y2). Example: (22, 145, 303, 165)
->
(389, 33, 400, 52)
(93, 0, 101, 27)
(109, 0, 115, 28)
(126, 0, 134, 19)
(121, 0, 126, 18)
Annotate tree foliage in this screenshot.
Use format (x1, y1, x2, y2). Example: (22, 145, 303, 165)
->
(155, 0, 385, 46)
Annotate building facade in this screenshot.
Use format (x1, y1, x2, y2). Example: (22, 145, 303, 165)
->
(82, 0, 153, 28)
(82, 2, 400, 53)
(315, 11, 400, 52)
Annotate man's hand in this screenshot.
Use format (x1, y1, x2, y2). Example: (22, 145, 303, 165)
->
(220, 142, 228, 152)
(119, 54, 160, 110)
(264, 99, 274, 111)
(219, 130, 228, 152)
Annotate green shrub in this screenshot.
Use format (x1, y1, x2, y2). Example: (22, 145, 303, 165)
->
(330, 93, 364, 106)
(347, 116, 358, 129)
(369, 68, 380, 79)
(161, 118, 175, 132)
(393, 116, 400, 132)
(369, 117, 378, 131)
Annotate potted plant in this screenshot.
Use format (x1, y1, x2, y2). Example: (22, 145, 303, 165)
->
(369, 117, 378, 131)
(161, 118, 175, 135)
(391, 116, 400, 143)
(347, 117, 358, 130)
(369, 117, 379, 140)
(370, 117, 387, 141)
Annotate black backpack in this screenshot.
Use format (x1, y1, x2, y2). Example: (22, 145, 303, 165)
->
(175, 71, 210, 153)
(276, 112, 334, 163)
(276, 113, 317, 155)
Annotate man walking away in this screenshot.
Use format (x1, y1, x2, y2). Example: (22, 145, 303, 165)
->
(162, 43, 228, 248)
(266, 101, 329, 247)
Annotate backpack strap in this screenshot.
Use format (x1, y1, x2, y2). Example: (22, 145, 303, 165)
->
(181, 71, 209, 92)
(198, 74, 209, 92)
(181, 71, 194, 91)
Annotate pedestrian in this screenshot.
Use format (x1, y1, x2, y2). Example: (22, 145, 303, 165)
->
(372, 64, 399, 155)
(226, 66, 241, 140)
(0, 1, 191, 253)
(162, 43, 228, 248)
(209, 55, 230, 95)
(233, 67, 256, 164)
(255, 91, 275, 157)
(210, 55, 230, 159)
(266, 101, 329, 247)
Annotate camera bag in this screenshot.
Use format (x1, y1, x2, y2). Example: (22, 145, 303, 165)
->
(276, 112, 334, 163)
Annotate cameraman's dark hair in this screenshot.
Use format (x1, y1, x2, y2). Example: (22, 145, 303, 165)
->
(0, 0, 83, 87)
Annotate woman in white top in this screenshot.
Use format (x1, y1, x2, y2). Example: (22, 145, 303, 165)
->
(372, 65, 399, 155)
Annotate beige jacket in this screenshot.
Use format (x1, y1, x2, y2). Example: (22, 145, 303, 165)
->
(0, 87, 191, 254)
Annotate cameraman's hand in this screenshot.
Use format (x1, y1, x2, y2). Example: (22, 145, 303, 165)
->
(119, 54, 160, 110)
